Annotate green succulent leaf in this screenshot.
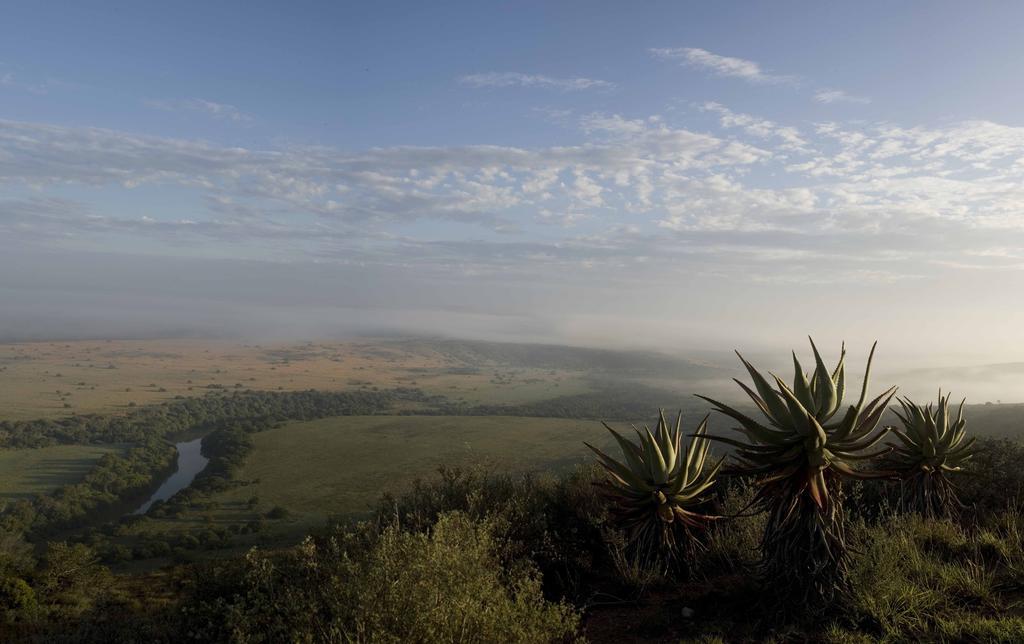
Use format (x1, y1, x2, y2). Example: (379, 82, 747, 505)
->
(587, 409, 722, 550)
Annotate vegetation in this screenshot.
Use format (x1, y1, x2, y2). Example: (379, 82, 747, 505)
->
(4, 338, 1024, 641)
(181, 513, 581, 643)
(136, 415, 609, 543)
(5, 439, 1024, 642)
(696, 340, 896, 606)
(0, 445, 124, 501)
(884, 391, 978, 518)
(586, 410, 721, 564)
(0, 390, 408, 542)
(0, 388, 413, 448)
(464, 382, 691, 421)
(0, 438, 177, 539)
(0, 338, 692, 421)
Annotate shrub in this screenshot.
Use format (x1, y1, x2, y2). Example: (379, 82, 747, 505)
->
(698, 340, 896, 607)
(182, 512, 580, 643)
(264, 506, 289, 520)
(373, 464, 611, 600)
(350, 513, 580, 642)
(958, 438, 1024, 518)
(585, 411, 722, 566)
(882, 392, 977, 518)
(696, 479, 764, 579)
(0, 576, 37, 617)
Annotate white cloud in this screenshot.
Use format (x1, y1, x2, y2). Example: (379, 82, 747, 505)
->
(145, 98, 254, 123)
(537, 208, 588, 227)
(649, 47, 796, 84)
(700, 102, 808, 151)
(5, 106, 1024, 287)
(814, 89, 871, 104)
(459, 72, 614, 91)
(580, 113, 649, 136)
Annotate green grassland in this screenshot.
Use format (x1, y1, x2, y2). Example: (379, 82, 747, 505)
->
(120, 400, 1024, 548)
(0, 444, 124, 503)
(133, 415, 611, 541)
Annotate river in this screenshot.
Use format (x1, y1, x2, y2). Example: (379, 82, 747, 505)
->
(131, 437, 210, 515)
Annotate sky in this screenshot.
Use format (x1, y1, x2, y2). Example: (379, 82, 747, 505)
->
(2, 1, 1024, 366)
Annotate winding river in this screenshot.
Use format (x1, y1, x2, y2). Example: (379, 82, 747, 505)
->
(131, 437, 210, 515)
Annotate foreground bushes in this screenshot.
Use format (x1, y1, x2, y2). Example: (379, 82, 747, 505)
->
(9, 435, 1024, 642)
(180, 512, 581, 643)
(181, 460, 1024, 642)
(373, 465, 612, 601)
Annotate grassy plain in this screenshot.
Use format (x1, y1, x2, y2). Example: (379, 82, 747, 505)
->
(0, 338, 597, 421)
(134, 414, 610, 541)
(0, 444, 124, 503)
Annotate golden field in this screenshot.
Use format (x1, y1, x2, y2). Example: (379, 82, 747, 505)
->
(0, 337, 593, 421)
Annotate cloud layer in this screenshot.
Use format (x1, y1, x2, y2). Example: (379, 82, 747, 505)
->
(144, 98, 254, 122)
(459, 72, 614, 91)
(814, 89, 871, 104)
(649, 47, 796, 85)
(5, 106, 1024, 284)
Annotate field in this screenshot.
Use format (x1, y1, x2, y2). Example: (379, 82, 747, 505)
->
(5, 336, 1024, 641)
(0, 444, 124, 503)
(6, 335, 1024, 565)
(0, 338, 608, 421)
(132, 414, 609, 541)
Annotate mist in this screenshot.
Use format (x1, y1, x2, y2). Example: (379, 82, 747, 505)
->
(2, 243, 1021, 404)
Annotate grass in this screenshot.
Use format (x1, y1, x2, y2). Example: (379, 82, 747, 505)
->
(0, 338, 596, 420)
(134, 414, 610, 541)
(0, 444, 125, 502)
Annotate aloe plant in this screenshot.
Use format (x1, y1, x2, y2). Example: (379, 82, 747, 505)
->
(585, 410, 722, 559)
(884, 392, 977, 518)
(697, 339, 896, 605)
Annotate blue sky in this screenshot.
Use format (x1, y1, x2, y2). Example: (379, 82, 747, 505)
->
(3, 1, 1024, 359)
(6, 1, 1024, 146)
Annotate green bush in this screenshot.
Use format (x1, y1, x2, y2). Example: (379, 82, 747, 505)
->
(958, 438, 1024, 518)
(0, 576, 37, 616)
(373, 464, 611, 600)
(696, 480, 763, 579)
(350, 513, 580, 642)
(182, 512, 580, 643)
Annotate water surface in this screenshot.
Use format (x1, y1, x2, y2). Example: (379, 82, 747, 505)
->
(132, 437, 209, 515)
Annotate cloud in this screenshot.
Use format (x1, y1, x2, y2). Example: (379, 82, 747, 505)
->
(0, 114, 766, 230)
(459, 72, 614, 91)
(5, 105, 1024, 292)
(700, 102, 809, 151)
(649, 47, 796, 84)
(531, 107, 575, 125)
(814, 89, 871, 104)
(145, 98, 254, 123)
